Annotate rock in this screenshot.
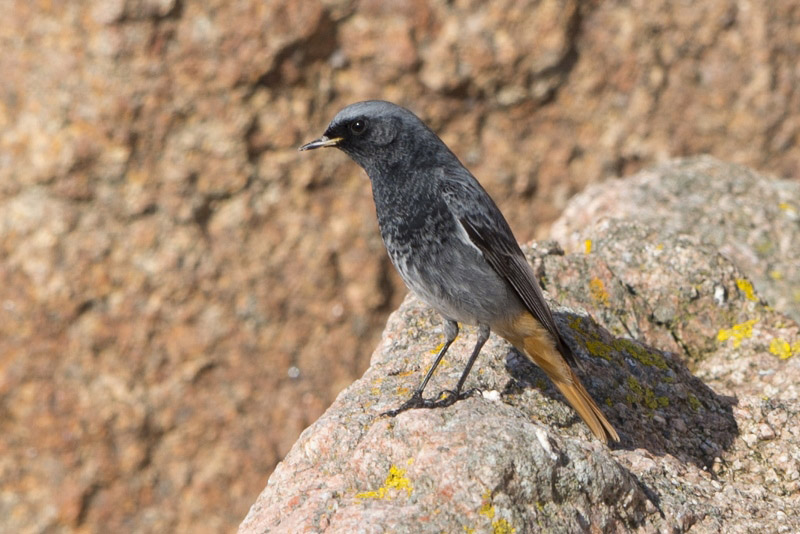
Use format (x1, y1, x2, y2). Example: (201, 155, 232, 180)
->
(551, 156, 800, 323)
(240, 160, 800, 533)
(3, 0, 800, 531)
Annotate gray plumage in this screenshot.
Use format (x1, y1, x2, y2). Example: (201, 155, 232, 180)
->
(299, 100, 618, 443)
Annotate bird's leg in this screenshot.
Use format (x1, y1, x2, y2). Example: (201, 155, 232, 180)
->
(382, 322, 490, 416)
(382, 319, 459, 417)
(432, 324, 489, 408)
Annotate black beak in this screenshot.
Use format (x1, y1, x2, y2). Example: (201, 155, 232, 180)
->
(298, 135, 343, 151)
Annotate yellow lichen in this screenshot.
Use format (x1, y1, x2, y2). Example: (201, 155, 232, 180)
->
(355, 489, 382, 499)
(589, 278, 610, 306)
(717, 319, 758, 348)
(770, 338, 791, 359)
(479, 490, 495, 519)
(382, 465, 411, 494)
(463, 527, 476, 534)
(769, 338, 798, 360)
(769, 270, 783, 281)
(736, 279, 758, 302)
(356, 464, 413, 499)
(656, 243, 664, 251)
(492, 519, 516, 534)
(430, 341, 446, 354)
(478, 490, 516, 534)
(584, 239, 592, 254)
(436, 390, 456, 401)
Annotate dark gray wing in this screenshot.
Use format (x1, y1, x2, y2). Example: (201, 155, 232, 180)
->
(439, 169, 578, 367)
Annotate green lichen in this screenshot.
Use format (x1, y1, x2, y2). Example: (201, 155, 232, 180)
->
(643, 387, 669, 410)
(535, 379, 548, 391)
(687, 393, 702, 411)
(754, 239, 773, 256)
(585, 340, 613, 360)
(627, 376, 643, 395)
(612, 338, 668, 369)
(569, 316, 586, 333)
(626, 376, 667, 410)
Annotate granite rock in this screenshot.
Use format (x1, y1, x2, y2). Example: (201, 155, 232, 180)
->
(3, 1, 800, 532)
(551, 156, 800, 323)
(241, 230, 799, 532)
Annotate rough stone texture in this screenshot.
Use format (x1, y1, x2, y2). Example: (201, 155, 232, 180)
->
(241, 232, 800, 533)
(551, 156, 800, 323)
(3, 1, 800, 532)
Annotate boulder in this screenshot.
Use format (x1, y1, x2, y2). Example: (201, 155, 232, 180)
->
(240, 158, 800, 533)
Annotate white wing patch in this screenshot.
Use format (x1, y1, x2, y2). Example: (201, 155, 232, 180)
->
(453, 215, 484, 256)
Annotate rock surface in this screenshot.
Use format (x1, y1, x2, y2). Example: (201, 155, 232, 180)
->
(241, 159, 800, 533)
(551, 156, 800, 323)
(3, 1, 800, 532)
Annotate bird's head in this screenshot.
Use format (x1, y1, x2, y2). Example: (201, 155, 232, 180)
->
(299, 100, 443, 177)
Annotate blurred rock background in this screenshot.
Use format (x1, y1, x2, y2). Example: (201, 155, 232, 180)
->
(0, 1, 798, 532)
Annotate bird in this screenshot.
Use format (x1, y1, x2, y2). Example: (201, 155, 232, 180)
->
(299, 100, 619, 443)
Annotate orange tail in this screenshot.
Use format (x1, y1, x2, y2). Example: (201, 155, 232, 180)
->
(497, 312, 619, 443)
(550, 366, 619, 443)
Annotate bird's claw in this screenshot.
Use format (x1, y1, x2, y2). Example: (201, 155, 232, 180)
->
(381, 387, 481, 417)
(381, 391, 427, 417)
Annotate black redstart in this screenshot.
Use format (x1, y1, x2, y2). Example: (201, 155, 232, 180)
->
(300, 100, 618, 443)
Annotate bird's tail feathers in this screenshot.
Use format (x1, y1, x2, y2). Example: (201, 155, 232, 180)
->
(500, 313, 619, 443)
(550, 365, 620, 443)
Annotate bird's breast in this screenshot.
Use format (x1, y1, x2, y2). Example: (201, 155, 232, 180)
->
(377, 203, 522, 326)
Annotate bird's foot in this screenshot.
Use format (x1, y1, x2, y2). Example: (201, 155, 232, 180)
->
(381, 388, 481, 417)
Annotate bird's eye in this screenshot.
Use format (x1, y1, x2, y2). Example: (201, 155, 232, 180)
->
(350, 119, 367, 135)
